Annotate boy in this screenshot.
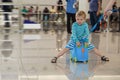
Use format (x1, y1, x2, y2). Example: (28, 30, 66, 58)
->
(51, 11, 109, 63)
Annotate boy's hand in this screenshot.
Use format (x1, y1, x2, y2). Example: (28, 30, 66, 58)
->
(76, 42, 81, 47)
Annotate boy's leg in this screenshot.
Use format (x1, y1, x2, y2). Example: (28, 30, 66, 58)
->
(93, 48, 103, 57)
(92, 48, 109, 61)
(51, 48, 69, 63)
(56, 48, 69, 58)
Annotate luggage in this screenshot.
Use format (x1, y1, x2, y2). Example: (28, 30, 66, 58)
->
(70, 43, 88, 62)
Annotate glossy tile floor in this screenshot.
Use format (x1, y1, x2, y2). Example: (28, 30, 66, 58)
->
(0, 25, 120, 80)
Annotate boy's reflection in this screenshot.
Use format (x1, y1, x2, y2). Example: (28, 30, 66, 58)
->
(55, 59, 104, 80)
(68, 61, 105, 80)
(69, 62, 90, 80)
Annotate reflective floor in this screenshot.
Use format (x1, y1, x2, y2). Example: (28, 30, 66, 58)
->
(0, 25, 120, 80)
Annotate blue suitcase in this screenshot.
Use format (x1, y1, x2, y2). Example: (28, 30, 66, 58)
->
(70, 43, 88, 62)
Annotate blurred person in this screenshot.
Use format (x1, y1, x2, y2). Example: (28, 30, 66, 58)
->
(2, 0, 13, 27)
(66, 0, 77, 34)
(57, 0, 64, 12)
(110, 1, 118, 22)
(88, 0, 101, 32)
(43, 7, 50, 21)
(43, 7, 50, 33)
(28, 6, 35, 18)
(21, 6, 28, 17)
(50, 5, 57, 21)
(35, 6, 39, 21)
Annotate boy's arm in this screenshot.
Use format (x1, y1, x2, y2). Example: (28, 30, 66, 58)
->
(82, 24, 90, 43)
(71, 24, 79, 43)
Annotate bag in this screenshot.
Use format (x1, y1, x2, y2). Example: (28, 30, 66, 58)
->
(70, 43, 88, 62)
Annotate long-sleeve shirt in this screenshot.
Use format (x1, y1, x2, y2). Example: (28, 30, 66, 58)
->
(66, 0, 77, 13)
(89, 0, 99, 12)
(70, 22, 90, 43)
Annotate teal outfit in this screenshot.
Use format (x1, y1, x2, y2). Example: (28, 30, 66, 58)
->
(65, 22, 95, 51)
(71, 22, 89, 43)
(22, 9, 28, 13)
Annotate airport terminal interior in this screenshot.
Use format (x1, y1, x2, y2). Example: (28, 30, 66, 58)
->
(0, 0, 120, 80)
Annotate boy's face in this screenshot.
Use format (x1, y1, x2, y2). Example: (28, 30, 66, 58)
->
(76, 16, 85, 25)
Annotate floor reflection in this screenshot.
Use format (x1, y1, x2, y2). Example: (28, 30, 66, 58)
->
(0, 24, 120, 80)
(67, 62, 90, 80)
(55, 56, 106, 80)
(91, 33, 100, 49)
(1, 34, 13, 58)
(56, 30, 65, 51)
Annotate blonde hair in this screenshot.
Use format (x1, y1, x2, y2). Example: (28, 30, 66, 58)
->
(76, 11, 86, 19)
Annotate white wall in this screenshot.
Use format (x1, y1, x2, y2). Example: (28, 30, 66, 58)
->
(12, 0, 66, 5)
(79, 0, 89, 18)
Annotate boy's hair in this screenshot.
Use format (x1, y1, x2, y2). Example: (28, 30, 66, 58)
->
(76, 10, 86, 19)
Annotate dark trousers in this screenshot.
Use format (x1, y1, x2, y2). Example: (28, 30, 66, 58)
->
(90, 11, 100, 32)
(119, 7, 120, 31)
(66, 13, 76, 34)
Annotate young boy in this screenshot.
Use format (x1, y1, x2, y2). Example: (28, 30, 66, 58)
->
(51, 11, 109, 63)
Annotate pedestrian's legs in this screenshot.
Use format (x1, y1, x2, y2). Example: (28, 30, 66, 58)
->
(90, 12, 98, 32)
(90, 12, 96, 27)
(71, 13, 76, 23)
(67, 13, 71, 34)
(96, 14, 101, 31)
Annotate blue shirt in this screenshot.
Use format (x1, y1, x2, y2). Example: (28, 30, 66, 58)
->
(89, 0, 99, 12)
(70, 22, 89, 43)
(66, 0, 77, 13)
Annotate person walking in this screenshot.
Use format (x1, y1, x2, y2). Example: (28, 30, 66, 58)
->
(88, 0, 101, 32)
(66, 0, 77, 34)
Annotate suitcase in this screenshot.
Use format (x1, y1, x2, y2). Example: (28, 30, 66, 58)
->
(70, 43, 88, 62)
